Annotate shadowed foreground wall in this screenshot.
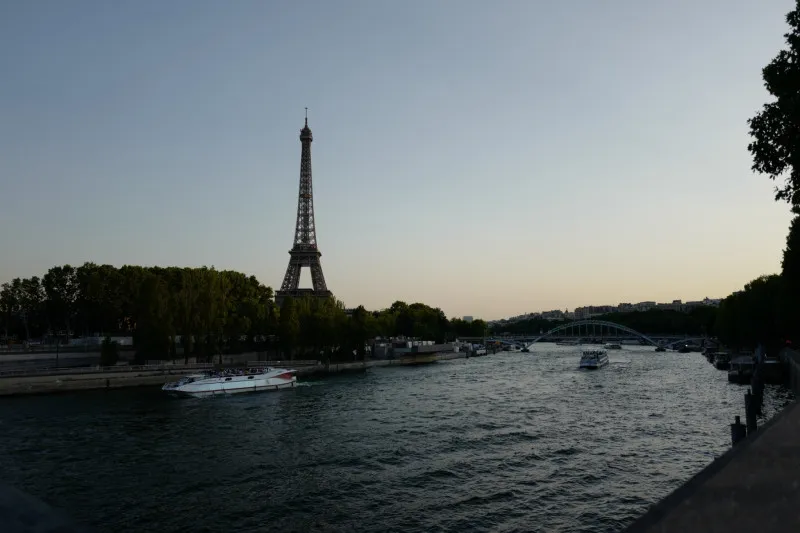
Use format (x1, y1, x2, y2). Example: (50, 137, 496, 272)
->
(0, 482, 93, 533)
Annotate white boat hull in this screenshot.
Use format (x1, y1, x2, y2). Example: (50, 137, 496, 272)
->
(162, 368, 297, 398)
(579, 359, 609, 370)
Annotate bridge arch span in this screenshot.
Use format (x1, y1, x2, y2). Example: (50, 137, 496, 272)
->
(664, 337, 710, 348)
(525, 319, 660, 348)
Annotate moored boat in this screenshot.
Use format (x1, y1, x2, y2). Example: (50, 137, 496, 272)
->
(162, 367, 297, 398)
(603, 343, 622, 350)
(579, 349, 609, 369)
(714, 353, 731, 370)
(727, 355, 755, 383)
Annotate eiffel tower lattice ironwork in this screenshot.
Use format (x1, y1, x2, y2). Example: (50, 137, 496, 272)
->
(276, 110, 332, 306)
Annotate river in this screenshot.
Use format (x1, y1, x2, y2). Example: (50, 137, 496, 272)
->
(0, 346, 793, 533)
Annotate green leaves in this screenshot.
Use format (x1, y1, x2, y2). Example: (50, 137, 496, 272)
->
(1, 262, 481, 362)
(748, 1, 800, 205)
(716, 275, 791, 352)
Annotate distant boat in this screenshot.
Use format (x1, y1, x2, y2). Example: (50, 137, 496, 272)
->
(603, 343, 622, 350)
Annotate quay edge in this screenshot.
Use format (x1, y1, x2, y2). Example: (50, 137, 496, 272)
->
(0, 351, 471, 397)
(623, 348, 800, 533)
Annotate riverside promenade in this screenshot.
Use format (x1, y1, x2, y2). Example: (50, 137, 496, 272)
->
(624, 349, 800, 533)
(0, 352, 468, 396)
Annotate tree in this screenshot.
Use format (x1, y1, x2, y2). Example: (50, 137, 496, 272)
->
(782, 214, 800, 341)
(783, 213, 800, 279)
(0, 281, 20, 341)
(18, 277, 45, 341)
(348, 305, 374, 360)
(747, 1, 800, 204)
(42, 265, 78, 338)
(133, 273, 172, 364)
(278, 297, 300, 359)
(715, 275, 789, 353)
(75, 263, 122, 337)
(100, 336, 120, 367)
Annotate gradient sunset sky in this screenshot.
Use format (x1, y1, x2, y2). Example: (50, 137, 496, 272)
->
(0, 0, 796, 320)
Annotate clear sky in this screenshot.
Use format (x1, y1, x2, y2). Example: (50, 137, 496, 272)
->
(0, 0, 796, 320)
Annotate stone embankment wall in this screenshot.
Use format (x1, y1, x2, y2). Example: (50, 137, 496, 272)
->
(0, 351, 469, 397)
(0, 370, 182, 396)
(623, 349, 799, 532)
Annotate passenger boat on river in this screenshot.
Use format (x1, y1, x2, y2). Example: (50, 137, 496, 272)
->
(162, 367, 297, 398)
(579, 349, 609, 370)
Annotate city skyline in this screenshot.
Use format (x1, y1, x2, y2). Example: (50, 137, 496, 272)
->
(0, 0, 796, 321)
(493, 296, 722, 324)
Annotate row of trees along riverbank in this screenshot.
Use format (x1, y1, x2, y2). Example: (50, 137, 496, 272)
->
(490, 306, 719, 339)
(0, 263, 488, 363)
(716, 0, 800, 355)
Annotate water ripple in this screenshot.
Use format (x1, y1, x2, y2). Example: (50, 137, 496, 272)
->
(0, 346, 794, 533)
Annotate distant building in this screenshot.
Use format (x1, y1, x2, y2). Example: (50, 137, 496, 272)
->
(574, 305, 617, 319)
(540, 310, 566, 321)
(462, 316, 474, 323)
(492, 296, 722, 324)
(656, 300, 683, 312)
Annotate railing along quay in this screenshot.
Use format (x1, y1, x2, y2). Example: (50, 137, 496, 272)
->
(0, 362, 216, 378)
(0, 360, 320, 379)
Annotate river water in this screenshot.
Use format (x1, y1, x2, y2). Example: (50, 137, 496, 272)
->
(0, 346, 794, 533)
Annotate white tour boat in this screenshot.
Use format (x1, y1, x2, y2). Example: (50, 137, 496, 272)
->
(162, 367, 297, 398)
(603, 343, 622, 350)
(579, 349, 609, 370)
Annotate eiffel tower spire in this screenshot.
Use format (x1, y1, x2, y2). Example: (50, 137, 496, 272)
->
(276, 111, 332, 306)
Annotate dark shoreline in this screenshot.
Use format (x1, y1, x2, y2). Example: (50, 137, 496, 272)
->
(0, 352, 468, 398)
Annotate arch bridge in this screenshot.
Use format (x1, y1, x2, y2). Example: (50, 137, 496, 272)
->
(664, 337, 711, 349)
(518, 319, 708, 350)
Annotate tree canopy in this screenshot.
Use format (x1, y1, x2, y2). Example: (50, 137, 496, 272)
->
(748, 0, 800, 204)
(0, 263, 487, 363)
(714, 0, 800, 353)
(490, 307, 717, 338)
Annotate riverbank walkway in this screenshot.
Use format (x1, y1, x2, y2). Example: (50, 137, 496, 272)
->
(624, 399, 800, 533)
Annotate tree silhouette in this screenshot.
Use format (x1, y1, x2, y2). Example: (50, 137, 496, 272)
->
(748, 1, 800, 204)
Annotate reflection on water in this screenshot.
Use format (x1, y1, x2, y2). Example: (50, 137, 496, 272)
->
(0, 346, 793, 532)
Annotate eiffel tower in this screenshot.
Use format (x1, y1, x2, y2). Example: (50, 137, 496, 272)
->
(275, 110, 332, 307)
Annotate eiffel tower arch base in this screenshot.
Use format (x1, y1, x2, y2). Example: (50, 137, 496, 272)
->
(275, 250, 332, 307)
